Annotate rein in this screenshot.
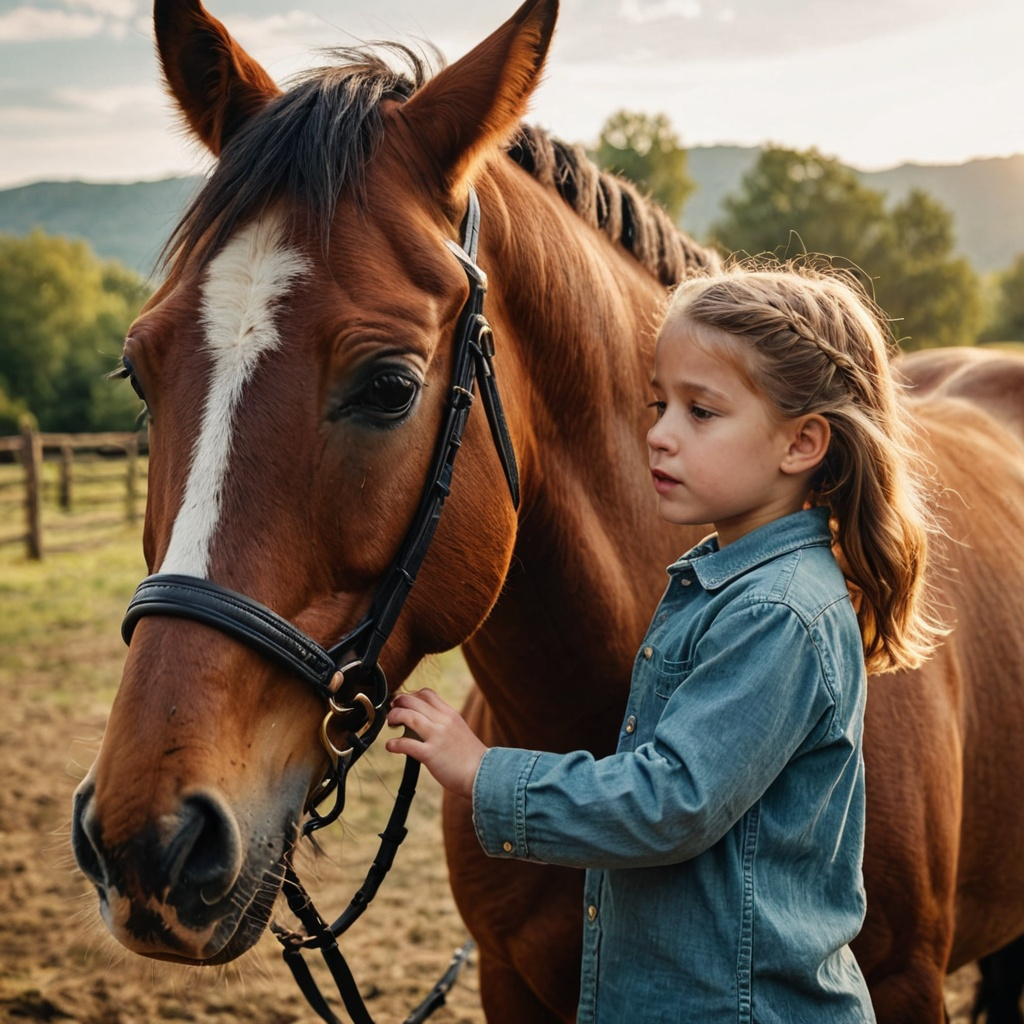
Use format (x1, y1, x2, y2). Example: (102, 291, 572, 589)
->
(120, 186, 517, 1022)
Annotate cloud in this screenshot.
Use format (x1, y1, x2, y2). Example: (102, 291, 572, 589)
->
(0, 5, 104, 41)
(0, 0, 138, 41)
(619, 0, 701, 23)
(228, 9, 332, 46)
(52, 82, 163, 115)
(555, 0, 998, 64)
(63, 0, 135, 18)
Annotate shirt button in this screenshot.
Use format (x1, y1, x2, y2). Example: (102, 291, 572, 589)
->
(625, 715, 636, 734)
(680, 578, 692, 586)
(502, 841, 513, 853)
(587, 905, 598, 921)
(642, 646, 653, 660)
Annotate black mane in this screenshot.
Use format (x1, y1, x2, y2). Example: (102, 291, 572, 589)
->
(507, 123, 718, 285)
(166, 46, 718, 284)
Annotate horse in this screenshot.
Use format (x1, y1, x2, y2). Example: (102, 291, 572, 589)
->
(68, 0, 1024, 1020)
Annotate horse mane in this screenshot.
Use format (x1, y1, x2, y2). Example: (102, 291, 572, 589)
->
(165, 45, 718, 285)
(507, 123, 717, 285)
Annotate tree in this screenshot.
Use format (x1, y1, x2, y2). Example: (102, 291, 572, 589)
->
(882, 189, 982, 349)
(712, 147, 982, 350)
(593, 110, 695, 222)
(983, 253, 1024, 342)
(0, 230, 150, 432)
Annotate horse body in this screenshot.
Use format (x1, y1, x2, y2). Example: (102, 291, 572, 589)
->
(848, 348, 1024, 1017)
(70, 0, 1024, 1019)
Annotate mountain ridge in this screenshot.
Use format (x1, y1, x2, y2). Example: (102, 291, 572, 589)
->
(2, 148, 1022, 276)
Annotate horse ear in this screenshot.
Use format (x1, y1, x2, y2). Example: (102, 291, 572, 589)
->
(153, 0, 280, 156)
(399, 0, 558, 184)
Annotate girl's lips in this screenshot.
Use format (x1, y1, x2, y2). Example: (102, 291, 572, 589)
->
(651, 468, 680, 494)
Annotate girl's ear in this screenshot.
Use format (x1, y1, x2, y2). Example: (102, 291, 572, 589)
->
(781, 414, 831, 476)
(397, 0, 558, 187)
(154, 0, 281, 156)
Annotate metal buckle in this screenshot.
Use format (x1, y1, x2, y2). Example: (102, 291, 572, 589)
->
(318, 661, 381, 769)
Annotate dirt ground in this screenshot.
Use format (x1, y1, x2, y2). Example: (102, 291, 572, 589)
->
(0, 536, 984, 1023)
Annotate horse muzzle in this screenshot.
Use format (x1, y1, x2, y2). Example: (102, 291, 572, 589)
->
(71, 772, 297, 963)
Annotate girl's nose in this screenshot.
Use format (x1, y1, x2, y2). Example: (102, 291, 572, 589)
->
(647, 423, 670, 452)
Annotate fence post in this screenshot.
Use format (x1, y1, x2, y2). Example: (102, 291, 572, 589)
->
(21, 421, 43, 560)
(125, 435, 139, 524)
(60, 443, 73, 510)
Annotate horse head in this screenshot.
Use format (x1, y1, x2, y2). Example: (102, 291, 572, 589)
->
(71, 0, 556, 964)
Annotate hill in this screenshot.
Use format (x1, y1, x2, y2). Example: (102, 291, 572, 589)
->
(0, 177, 201, 279)
(1, 150, 1022, 275)
(679, 148, 1024, 274)
(865, 156, 1024, 273)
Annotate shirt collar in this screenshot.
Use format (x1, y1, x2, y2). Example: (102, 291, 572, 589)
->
(668, 507, 835, 590)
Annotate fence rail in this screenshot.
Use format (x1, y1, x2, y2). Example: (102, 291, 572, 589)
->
(0, 426, 147, 559)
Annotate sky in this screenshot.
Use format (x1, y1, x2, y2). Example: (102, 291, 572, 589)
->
(1, 0, 1022, 189)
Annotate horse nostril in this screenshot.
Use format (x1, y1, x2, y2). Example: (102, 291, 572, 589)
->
(71, 782, 108, 888)
(165, 793, 243, 908)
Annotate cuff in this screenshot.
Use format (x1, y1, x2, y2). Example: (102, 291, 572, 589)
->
(472, 746, 542, 859)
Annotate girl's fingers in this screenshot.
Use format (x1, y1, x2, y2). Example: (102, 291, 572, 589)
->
(414, 688, 448, 710)
(386, 705, 427, 734)
(389, 688, 454, 727)
(386, 735, 416, 755)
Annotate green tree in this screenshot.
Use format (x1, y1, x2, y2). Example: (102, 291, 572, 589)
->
(0, 230, 150, 432)
(882, 189, 981, 349)
(712, 147, 982, 350)
(0, 386, 30, 436)
(594, 110, 695, 222)
(983, 253, 1024, 341)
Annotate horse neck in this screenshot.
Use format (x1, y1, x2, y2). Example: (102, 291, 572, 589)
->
(464, 165, 704, 753)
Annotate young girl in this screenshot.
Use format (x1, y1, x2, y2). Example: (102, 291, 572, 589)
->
(386, 262, 941, 1023)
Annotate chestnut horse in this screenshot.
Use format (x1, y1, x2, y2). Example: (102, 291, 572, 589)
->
(70, 0, 1024, 1020)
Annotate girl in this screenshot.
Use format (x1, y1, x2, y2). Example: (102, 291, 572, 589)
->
(386, 262, 942, 1023)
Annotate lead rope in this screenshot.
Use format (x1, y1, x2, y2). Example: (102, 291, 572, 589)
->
(273, 755, 475, 1023)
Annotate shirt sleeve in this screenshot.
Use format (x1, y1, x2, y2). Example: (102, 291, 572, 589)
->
(472, 599, 839, 868)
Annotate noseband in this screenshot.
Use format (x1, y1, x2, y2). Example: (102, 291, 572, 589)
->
(119, 186, 518, 1023)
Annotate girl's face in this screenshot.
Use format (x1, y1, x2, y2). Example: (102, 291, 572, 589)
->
(647, 319, 813, 546)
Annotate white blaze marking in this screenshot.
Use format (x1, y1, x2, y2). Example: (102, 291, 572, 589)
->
(159, 215, 309, 577)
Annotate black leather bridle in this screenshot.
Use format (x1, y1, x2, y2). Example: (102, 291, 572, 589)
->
(119, 186, 518, 1023)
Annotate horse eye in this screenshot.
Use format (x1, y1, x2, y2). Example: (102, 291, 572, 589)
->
(117, 356, 147, 402)
(366, 372, 418, 419)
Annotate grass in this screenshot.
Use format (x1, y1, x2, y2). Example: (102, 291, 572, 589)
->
(0, 523, 148, 708)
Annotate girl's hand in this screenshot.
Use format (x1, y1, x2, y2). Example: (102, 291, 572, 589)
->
(385, 688, 487, 799)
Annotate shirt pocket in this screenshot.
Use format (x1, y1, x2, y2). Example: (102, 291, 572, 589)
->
(635, 643, 693, 701)
(653, 655, 692, 700)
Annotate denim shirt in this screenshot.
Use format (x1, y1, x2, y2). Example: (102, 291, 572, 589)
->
(473, 508, 875, 1023)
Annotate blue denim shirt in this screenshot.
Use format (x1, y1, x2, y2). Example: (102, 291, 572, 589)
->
(473, 508, 875, 1023)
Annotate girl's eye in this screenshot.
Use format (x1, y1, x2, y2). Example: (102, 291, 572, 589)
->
(647, 400, 666, 420)
(690, 404, 714, 421)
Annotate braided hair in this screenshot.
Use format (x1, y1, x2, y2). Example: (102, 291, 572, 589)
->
(663, 259, 943, 674)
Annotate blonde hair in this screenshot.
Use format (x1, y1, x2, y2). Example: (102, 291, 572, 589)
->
(664, 259, 943, 674)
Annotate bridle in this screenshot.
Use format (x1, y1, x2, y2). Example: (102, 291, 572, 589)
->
(119, 185, 518, 1023)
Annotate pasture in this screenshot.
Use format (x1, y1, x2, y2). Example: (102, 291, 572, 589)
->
(0, 515, 992, 1021)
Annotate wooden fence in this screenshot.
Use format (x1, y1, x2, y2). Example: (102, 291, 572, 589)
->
(0, 425, 147, 559)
